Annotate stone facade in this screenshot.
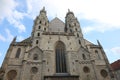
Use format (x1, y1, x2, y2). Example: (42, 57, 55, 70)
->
(0, 7, 115, 80)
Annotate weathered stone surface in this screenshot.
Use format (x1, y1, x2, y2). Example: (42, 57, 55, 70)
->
(0, 7, 115, 80)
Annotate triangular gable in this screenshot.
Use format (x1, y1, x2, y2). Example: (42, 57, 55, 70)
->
(27, 46, 43, 53)
(49, 17, 65, 32)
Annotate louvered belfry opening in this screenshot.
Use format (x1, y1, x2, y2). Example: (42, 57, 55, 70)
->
(55, 41, 67, 73)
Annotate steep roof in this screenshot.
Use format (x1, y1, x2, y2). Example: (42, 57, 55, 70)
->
(20, 37, 31, 43)
(49, 17, 65, 32)
(111, 59, 120, 71)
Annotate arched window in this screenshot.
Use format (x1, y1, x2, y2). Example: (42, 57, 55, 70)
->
(15, 48, 21, 58)
(33, 54, 38, 60)
(95, 50, 100, 59)
(38, 26, 41, 29)
(7, 70, 17, 80)
(55, 41, 67, 73)
(82, 54, 86, 60)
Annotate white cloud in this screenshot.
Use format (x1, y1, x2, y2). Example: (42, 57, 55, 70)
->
(0, 29, 14, 42)
(1, 0, 120, 33)
(111, 47, 120, 54)
(25, 0, 120, 33)
(5, 28, 14, 42)
(17, 36, 24, 41)
(0, 34, 6, 42)
(0, 0, 26, 33)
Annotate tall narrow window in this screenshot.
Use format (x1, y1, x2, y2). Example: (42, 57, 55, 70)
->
(79, 40, 81, 44)
(77, 33, 79, 37)
(15, 48, 21, 58)
(95, 50, 100, 59)
(55, 41, 67, 73)
(82, 54, 86, 60)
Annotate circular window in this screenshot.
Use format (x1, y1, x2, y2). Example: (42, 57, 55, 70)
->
(100, 69, 108, 78)
(83, 66, 90, 73)
(7, 70, 17, 80)
(31, 67, 38, 74)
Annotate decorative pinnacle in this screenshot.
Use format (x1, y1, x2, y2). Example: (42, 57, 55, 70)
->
(11, 36, 17, 44)
(68, 9, 70, 12)
(40, 6, 46, 14)
(42, 6, 45, 11)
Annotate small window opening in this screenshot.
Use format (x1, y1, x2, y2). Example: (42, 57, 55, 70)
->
(38, 26, 41, 29)
(45, 22, 47, 26)
(39, 21, 41, 24)
(75, 28, 77, 31)
(44, 28, 46, 31)
(33, 54, 38, 60)
(69, 24, 71, 27)
(79, 40, 81, 44)
(82, 54, 86, 60)
(70, 29, 72, 33)
(77, 33, 79, 37)
(37, 33, 40, 36)
(36, 40, 39, 44)
(74, 23, 76, 26)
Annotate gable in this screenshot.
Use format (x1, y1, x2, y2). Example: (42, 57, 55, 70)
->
(27, 46, 43, 60)
(49, 17, 65, 32)
(27, 46, 43, 53)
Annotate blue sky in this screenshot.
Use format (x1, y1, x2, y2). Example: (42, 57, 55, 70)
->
(0, 0, 120, 66)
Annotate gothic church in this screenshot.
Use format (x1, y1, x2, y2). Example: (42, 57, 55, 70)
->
(0, 7, 115, 80)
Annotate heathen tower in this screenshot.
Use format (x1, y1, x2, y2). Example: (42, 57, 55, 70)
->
(0, 7, 115, 80)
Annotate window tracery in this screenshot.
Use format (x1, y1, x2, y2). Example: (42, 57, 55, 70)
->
(55, 41, 67, 73)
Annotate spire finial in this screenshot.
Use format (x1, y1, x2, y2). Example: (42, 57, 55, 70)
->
(11, 36, 17, 44)
(43, 6, 45, 11)
(68, 9, 70, 12)
(40, 6, 46, 14)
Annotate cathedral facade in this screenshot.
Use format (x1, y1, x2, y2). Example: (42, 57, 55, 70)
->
(0, 7, 115, 80)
